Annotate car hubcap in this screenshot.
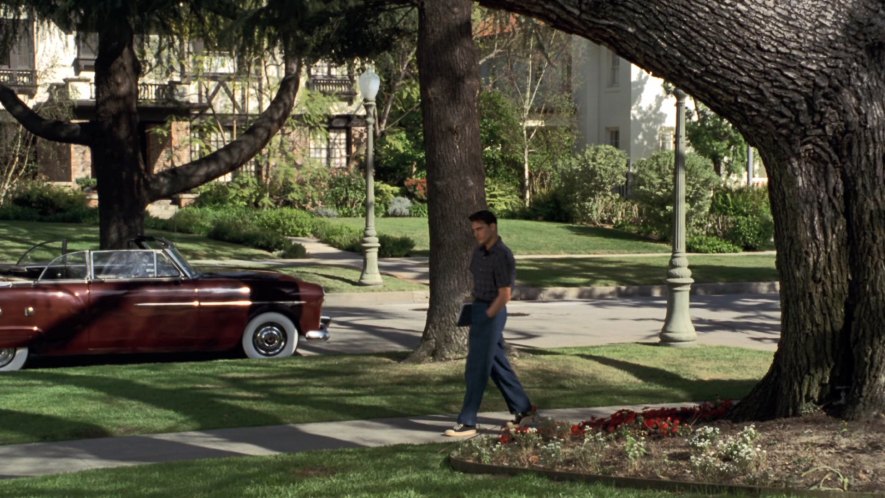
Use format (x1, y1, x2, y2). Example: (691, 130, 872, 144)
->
(0, 348, 14, 368)
(253, 324, 286, 356)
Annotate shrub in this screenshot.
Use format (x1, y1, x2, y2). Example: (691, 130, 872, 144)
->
(387, 196, 412, 217)
(279, 241, 307, 259)
(687, 234, 741, 253)
(156, 206, 242, 235)
(284, 163, 333, 211)
(0, 181, 96, 223)
(194, 174, 269, 209)
(250, 208, 317, 237)
(404, 177, 427, 202)
(374, 182, 399, 217)
(554, 145, 629, 225)
(707, 186, 774, 250)
(313, 207, 339, 218)
(326, 168, 366, 217)
(378, 234, 415, 257)
(313, 221, 363, 252)
(486, 178, 523, 217)
(632, 151, 720, 240)
(207, 218, 290, 251)
(410, 202, 428, 218)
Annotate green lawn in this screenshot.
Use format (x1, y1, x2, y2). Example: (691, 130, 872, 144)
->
(0, 221, 274, 261)
(0, 345, 772, 445)
(518, 254, 777, 287)
(328, 217, 672, 255)
(0, 443, 797, 498)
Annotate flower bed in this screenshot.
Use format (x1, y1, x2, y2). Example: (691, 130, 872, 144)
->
(450, 402, 883, 495)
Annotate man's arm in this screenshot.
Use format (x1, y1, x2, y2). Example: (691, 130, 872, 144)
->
(486, 286, 512, 318)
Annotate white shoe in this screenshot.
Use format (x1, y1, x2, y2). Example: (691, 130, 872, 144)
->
(444, 423, 477, 437)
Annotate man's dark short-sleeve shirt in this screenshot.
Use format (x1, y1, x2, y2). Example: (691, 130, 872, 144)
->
(470, 237, 516, 302)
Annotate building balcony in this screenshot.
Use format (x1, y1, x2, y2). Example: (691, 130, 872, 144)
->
(307, 75, 356, 101)
(0, 68, 37, 96)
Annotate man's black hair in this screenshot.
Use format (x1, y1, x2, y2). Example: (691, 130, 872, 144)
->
(468, 209, 497, 225)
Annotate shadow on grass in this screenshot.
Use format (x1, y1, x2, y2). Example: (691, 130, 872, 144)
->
(0, 408, 112, 442)
(563, 224, 661, 243)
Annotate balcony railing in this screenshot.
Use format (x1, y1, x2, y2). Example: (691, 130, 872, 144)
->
(307, 76, 356, 100)
(0, 68, 37, 96)
(85, 82, 181, 103)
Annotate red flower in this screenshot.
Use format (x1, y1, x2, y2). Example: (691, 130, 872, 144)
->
(499, 433, 513, 444)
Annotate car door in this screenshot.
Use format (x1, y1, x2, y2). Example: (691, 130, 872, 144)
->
(86, 250, 199, 352)
(4, 251, 92, 355)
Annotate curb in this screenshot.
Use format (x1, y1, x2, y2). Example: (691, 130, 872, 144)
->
(325, 281, 779, 306)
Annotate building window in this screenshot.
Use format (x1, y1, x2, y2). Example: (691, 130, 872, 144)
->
(309, 128, 349, 168)
(606, 127, 620, 149)
(607, 50, 620, 87)
(74, 32, 98, 74)
(190, 124, 256, 181)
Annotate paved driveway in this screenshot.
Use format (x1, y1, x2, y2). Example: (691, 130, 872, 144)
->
(301, 294, 781, 356)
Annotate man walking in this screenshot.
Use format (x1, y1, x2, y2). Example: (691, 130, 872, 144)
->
(445, 210, 535, 437)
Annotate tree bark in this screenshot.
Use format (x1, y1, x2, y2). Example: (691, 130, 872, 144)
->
(407, 0, 487, 362)
(477, 0, 885, 420)
(91, 19, 148, 249)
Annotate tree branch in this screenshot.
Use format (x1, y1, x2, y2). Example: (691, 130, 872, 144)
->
(0, 85, 92, 145)
(147, 57, 302, 199)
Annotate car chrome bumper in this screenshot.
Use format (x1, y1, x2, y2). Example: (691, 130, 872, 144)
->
(305, 316, 332, 341)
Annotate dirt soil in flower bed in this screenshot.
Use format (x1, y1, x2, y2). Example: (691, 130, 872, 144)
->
(460, 413, 884, 494)
(632, 414, 885, 493)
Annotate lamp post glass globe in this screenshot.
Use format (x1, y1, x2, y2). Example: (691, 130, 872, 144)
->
(358, 65, 383, 286)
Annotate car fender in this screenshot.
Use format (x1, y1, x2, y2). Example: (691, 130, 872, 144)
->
(0, 326, 42, 348)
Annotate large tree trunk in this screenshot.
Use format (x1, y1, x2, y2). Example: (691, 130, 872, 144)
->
(407, 0, 487, 362)
(477, 0, 885, 420)
(92, 20, 149, 249)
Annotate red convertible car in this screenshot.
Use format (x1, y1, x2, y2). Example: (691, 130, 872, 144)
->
(0, 237, 330, 371)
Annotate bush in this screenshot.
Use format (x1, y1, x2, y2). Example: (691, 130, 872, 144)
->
(313, 221, 363, 252)
(486, 178, 523, 217)
(554, 145, 629, 225)
(687, 234, 742, 253)
(194, 174, 269, 209)
(155, 206, 242, 235)
(250, 208, 317, 237)
(326, 169, 366, 217)
(378, 234, 415, 257)
(207, 218, 290, 252)
(387, 196, 412, 217)
(707, 186, 774, 250)
(632, 152, 721, 240)
(0, 181, 96, 223)
(279, 241, 307, 259)
(410, 202, 428, 218)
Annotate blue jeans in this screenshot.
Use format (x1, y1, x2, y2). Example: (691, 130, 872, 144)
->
(456, 301, 532, 426)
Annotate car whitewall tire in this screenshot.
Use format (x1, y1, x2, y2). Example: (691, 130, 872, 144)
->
(0, 347, 28, 372)
(242, 312, 298, 359)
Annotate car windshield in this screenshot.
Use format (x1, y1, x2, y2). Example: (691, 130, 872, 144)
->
(17, 240, 68, 266)
(38, 251, 89, 281)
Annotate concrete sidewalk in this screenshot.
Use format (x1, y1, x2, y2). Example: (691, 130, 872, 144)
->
(0, 404, 689, 479)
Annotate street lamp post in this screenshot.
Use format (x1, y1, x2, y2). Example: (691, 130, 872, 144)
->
(659, 88, 697, 346)
(358, 66, 383, 286)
